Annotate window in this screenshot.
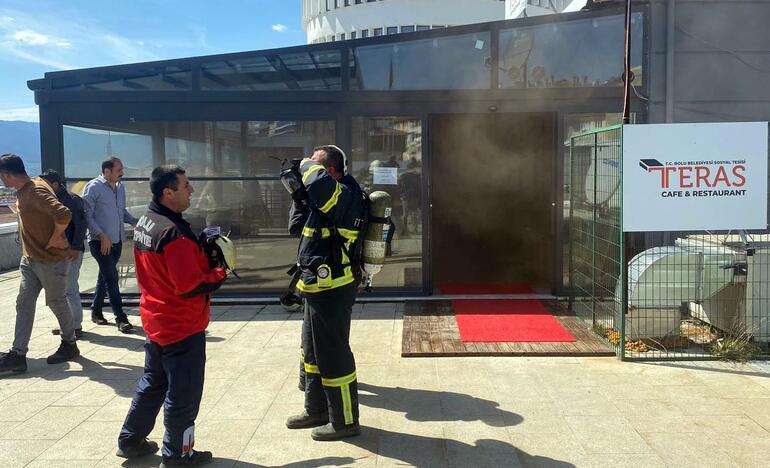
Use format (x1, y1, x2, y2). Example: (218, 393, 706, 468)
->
(65, 120, 336, 295)
(373, 28, 383, 36)
(401, 26, 415, 33)
(351, 31, 357, 39)
(361, 29, 369, 38)
(416, 25, 430, 31)
(498, 13, 644, 89)
(386, 26, 398, 35)
(432, 25, 445, 29)
(201, 50, 343, 91)
(338, 33, 346, 41)
(352, 117, 423, 288)
(51, 65, 192, 91)
(352, 32, 491, 90)
(345, 0, 351, 5)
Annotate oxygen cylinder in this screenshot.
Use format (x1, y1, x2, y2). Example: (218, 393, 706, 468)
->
(362, 191, 392, 285)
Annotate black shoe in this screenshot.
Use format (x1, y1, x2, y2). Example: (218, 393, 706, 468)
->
(91, 313, 108, 325)
(286, 410, 329, 429)
(116, 319, 133, 334)
(311, 422, 361, 441)
(52, 328, 83, 339)
(46, 341, 80, 364)
(0, 350, 27, 374)
(159, 450, 213, 467)
(115, 438, 159, 459)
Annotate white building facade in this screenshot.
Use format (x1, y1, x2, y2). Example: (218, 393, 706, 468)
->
(302, 0, 588, 44)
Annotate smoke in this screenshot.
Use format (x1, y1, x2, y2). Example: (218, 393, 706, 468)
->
(431, 113, 554, 287)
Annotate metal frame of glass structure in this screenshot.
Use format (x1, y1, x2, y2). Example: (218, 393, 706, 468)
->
(27, 5, 649, 299)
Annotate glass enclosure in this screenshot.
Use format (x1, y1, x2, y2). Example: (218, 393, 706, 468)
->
(65, 120, 336, 295)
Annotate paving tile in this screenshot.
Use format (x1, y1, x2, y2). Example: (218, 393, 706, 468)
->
(195, 419, 260, 459)
(508, 432, 591, 468)
(0, 439, 56, 468)
(37, 421, 117, 460)
(585, 453, 666, 468)
(206, 390, 274, 421)
(564, 415, 653, 454)
(4, 405, 98, 440)
(0, 392, 67, 422)
(641, 432, 740, 467)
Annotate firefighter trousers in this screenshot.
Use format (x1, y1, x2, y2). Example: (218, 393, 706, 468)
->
(300, 283, 359, 426)
(119, 332, 206, 460)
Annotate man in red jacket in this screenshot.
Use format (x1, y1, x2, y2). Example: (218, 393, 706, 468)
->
(116, 166, 226, 467)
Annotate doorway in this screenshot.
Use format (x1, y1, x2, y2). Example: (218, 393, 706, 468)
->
(430, 113, 556, 293)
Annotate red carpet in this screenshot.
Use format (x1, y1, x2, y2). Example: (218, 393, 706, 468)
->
(438, 282, 535, 295)
(453, 299, 576, 343)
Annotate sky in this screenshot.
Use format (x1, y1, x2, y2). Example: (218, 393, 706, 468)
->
(0, 0, 306, 122)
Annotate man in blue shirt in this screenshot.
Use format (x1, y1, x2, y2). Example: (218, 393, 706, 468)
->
(82, 157, 139, 333)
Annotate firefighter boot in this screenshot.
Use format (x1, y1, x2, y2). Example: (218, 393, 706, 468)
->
(286, 410, 329, 429)
(311, 422, 361, 441)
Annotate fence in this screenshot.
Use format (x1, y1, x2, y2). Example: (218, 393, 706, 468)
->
(568, 125, 770, 360)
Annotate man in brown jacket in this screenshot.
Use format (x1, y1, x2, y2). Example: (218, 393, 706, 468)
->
(0, 154, 79, 375)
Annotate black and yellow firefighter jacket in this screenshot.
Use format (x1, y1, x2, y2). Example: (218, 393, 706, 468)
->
(288, 161, 367, 294)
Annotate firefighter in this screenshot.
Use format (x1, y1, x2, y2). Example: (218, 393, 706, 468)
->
(117, 166, 226, 467)
(284, 145, 367, 441)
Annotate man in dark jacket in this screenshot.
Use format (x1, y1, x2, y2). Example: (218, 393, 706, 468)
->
(117, 166, 226, 467)
(285, 145, 367, 441)
(41, 170, 87, 339)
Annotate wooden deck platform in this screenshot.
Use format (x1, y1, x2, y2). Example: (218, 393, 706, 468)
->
(401, 299, 615, 357)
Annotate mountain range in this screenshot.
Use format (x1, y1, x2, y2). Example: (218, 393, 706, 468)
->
(0, 120, 42, 175)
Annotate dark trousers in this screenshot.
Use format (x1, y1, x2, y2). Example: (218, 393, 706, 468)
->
(119, 332, 206, 459)
(300, 284, 359, 426)
(88, 240, 126, 321)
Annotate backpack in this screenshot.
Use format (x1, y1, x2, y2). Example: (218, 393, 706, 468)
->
(65, 192, 87, 249)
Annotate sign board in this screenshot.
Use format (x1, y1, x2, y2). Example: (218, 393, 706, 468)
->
(622, 122, 768, 232)
(373, 167, 398, 185)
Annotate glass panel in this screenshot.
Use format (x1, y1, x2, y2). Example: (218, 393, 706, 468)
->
(373, 28, 383, 36)
(416, 25, 430, 31)
(361, 30, 369, 38)
(201, 50, 342, 90)
(65, 121, 335, 178)
(499, 12, 644, 89)
(386, 27, 398, 35)
(69, 179, 152, 297)
(352, 117, 423, 289)
(63, 125, 154, 178)
(51, 65, 192, 91)
(401, 26, 415, 33)
(352, 32, 491, 90)
(65, 120, 336, 294)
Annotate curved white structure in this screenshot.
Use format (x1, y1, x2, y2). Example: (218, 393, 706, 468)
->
(302, 0, 506, 44)
(302, 1, 584, 44)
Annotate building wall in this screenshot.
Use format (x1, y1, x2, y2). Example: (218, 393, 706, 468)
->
(302, 0, 505, 43)
(302, 0, 588, 43)
(648, 0, 770, 124)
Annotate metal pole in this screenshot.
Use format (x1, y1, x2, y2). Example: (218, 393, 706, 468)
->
(622, 0, 632, 124)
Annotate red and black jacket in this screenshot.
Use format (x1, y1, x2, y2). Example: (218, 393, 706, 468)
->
(133, 201, 226, 346)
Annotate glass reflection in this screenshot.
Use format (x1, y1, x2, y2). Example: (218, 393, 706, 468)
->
(65, 120, 336, 294)
(352, 117, 423, 288)
(499, 13, 644, 89)
(351, 32, 491, 90)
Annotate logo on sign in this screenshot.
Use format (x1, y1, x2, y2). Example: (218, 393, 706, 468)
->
(639, 158, 747, 198)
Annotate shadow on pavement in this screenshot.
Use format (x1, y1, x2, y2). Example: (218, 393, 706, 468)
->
(346, 427, 574, 468)
(120, 455, 358, 467)
(359, 383, 523, 427)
